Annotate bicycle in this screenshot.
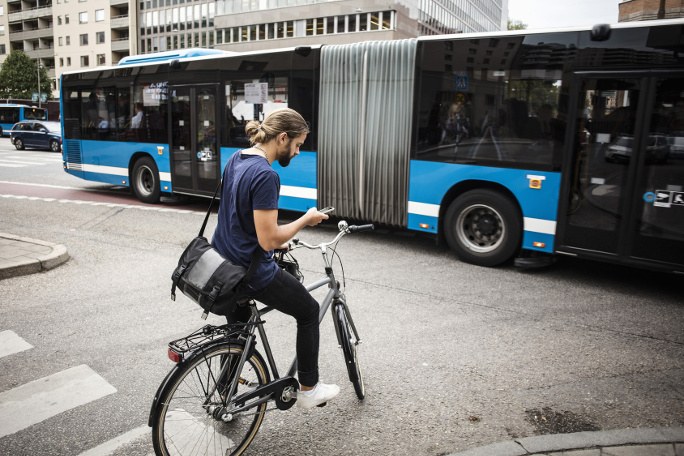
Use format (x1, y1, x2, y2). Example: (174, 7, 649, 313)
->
(149, 220, 374, 456)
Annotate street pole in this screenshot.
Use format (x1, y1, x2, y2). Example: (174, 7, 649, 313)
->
(37, 63, 41, 109)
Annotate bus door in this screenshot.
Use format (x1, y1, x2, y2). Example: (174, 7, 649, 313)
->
(169, 84, 220, 195)
(558, 73, 684, 268)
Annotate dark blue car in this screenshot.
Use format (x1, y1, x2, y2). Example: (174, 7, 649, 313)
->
(10, 120, 62, 152)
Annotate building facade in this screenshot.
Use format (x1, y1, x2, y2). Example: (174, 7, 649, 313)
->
(0, 0, 506, 96)
(619, 0, 684, 21)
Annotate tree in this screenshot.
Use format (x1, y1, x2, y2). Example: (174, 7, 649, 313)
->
(0, 51, 51, 100)
(508, 20, 528, 30)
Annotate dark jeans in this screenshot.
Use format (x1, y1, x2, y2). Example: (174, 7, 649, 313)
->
(225, 267, 320, 387)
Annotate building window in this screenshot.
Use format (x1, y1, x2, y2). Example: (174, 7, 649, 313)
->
(79, 12, 88, 24)
(80, 34, 88, 45)
(95, 9, 105, 22)
(65, 14, 70, 24)
(96, 31, 105, 43)
(0, 44, 5, 55)
(81, 56, 89, 67)
(59, 37, 63, 46)
(97, 54, 105, 65)
(60, 57, 64, 66)
(67, 57, 71, 66)
(58, 16, 62, 25)
(66, 36, 71, 45)
(0, 25, 4, 36)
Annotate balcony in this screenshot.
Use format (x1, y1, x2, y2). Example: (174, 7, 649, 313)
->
(25, 47, 55, 59)
(111, 15, 130, 30)
(112, 38, 130, 52)
(8, 27, 53, 41)
(8, 5, 53, 23)
(110, 0, 128, 6)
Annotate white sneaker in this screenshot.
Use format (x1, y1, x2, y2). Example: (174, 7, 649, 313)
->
(297, 382, 340, 409)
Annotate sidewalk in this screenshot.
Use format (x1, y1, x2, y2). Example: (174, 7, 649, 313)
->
(0, 233, 70, 280)
(448, 427, 684, 456)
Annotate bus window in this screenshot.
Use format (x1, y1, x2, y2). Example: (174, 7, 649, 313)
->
(416, 37, 569, 170)
(224, 77, 289, 147)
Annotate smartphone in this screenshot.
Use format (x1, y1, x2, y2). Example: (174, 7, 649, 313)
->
(319, 206, 335, 214)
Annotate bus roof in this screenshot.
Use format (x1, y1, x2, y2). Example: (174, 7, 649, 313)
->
(117, 48, 234, 65)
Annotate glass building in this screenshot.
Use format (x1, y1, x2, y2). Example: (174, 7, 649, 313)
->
(137, 0, 507, 54)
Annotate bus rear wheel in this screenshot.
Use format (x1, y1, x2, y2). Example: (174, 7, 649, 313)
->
(131, 156, 161, 204)
(444, 189, 521, 267)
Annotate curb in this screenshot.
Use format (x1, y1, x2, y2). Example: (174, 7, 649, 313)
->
(447, 427, 684, 456)
(0, 233, 70, 280)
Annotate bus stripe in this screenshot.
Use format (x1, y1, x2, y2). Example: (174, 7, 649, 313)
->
(408, 201, 440, 217)
(524, 217, 556, 235)
(280, 185, 316, 200)
(82, 164, 128, 177)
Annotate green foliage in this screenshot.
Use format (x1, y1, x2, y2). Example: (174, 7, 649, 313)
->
(508, 20, 528, 30)
(0, 51, 52, 100)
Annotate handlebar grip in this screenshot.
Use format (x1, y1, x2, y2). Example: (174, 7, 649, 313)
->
(349, 224, 375, 233)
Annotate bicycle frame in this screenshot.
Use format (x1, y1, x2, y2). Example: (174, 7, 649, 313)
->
(221, 235, 363, 413)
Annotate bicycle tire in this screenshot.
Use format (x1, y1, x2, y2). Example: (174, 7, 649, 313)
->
(151, 342, 270, 456)
(335, 304, 365, 399)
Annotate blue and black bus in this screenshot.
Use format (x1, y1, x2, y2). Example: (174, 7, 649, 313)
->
(0, 104, 48, 136)
(59, 19, 684, 272)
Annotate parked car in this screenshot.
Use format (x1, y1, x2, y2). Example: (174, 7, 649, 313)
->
(604, 134, 669, 164)
(10, 120, 62, 152)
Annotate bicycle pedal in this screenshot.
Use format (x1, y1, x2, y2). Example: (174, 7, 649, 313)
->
(317, 402, 327, 408)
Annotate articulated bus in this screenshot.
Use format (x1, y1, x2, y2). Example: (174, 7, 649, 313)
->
(0, 104, 48, 136)
(60, 19, 684, 272)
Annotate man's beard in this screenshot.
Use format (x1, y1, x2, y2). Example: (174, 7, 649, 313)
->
(277, 139, 293, 167)
(278, 155, 292, 167)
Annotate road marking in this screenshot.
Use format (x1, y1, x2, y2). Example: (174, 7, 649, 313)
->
(0, 194, 200, 215)
(0, 364, 117, 438)
(0, 330, 33, 359)
(0, 159, 48, 165)
(78, 425, 150, 456)
(0, 180, 89, 190)
(0, 163, 23, 168)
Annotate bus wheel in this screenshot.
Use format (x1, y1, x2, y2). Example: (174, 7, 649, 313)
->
(131, 156, 161, 204)
(444, 189, 521, 267)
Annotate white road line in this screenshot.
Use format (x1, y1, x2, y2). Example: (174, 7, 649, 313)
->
(0, 194, 200, 215)
(0, 159, 46, 165)
(0, 180, 88, 190)
(78, 425, 150, 456)
(0, 330, 33, 359)
(0, 163, 24, 168)
(0, 364, 117, 438)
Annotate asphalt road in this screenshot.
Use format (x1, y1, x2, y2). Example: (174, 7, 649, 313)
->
(0, 137, 682, 455)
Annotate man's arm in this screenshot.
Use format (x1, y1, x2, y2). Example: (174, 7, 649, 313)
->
(253, 208, 328, 251)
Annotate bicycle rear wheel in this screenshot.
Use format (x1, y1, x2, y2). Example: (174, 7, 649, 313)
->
(151, 343, 270, 456)
(335, 303, 365, 399)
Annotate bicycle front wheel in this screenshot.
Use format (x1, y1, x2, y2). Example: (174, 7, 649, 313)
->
(151, 343, 270, 456)
(335, 303, 365, 399)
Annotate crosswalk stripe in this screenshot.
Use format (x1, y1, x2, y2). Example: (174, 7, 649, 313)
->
(0, 364, 117, 438)
(0, 330, 33, 359)
(78, 425, 150, 456)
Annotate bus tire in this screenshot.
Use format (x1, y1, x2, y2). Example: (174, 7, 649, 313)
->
(444, 189, 521, 267)
(131, 156, 161, 204)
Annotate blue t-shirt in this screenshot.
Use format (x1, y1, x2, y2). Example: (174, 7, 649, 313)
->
(212, 151, 280, 292)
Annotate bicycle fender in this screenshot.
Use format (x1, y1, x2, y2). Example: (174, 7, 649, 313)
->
(148, 338, 248, 427)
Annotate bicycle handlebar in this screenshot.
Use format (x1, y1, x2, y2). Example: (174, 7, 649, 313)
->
(291, 221, 374, 250)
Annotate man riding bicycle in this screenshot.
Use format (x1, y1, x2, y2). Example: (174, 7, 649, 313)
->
(211, 108, 340, 409)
